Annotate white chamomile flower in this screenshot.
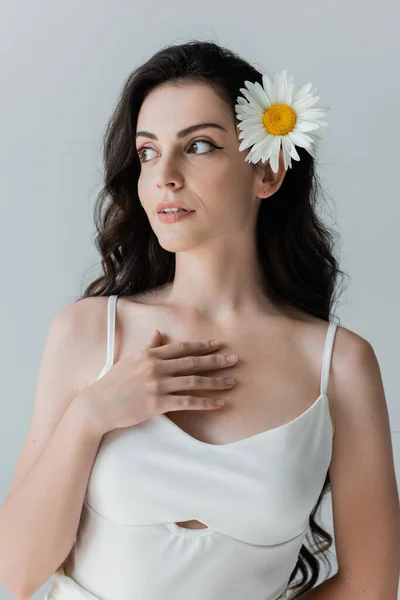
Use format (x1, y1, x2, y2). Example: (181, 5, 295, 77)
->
(234, 70, 329, 173)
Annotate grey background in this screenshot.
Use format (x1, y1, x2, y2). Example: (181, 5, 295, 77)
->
(0, 0, 399, 598)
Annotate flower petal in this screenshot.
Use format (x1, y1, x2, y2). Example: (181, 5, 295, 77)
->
(246, 145, 263, 164)
(235, 105, 261, 120)
(262, 73, 276, 104)
(260, 135, 276, 161)
(252, 81, 270, 108)
(278, 70, 295, 104)
(287, 130, 314, 149)
(282, 140, 292, 170)
(297, 107, 329, 118)
(292, 82, 313, 104)
(292, 95, 320, 112)
(239, 120, 264, 131)
(282, 135, 300, 161)
(285, 78, 295, 106)
(307, 143, 317, 159)
(270, 136, 282, 172)
(276, 70, 286, 103)
(239, 137, 255, 151)
(239, 127, 266, 147)
(242, 82, 265, 112)
(295, 121, 320, 132)
(239, 86, 263, 111)
(244, 134, 273, 164)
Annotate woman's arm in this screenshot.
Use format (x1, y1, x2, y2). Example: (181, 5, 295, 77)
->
(0, 299, 106, 599)
(0, 394, 101, 599)
(321, 330, 400, 599)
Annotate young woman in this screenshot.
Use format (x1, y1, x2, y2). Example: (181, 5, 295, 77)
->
(1, 40, 398, 600)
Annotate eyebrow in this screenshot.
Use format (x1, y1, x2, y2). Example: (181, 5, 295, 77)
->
(135, 122, 228, 141)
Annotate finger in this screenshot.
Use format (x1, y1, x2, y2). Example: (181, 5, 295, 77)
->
(147, 329, 164, 349)
(158, 394, 225, 413)
(157, 352, 237, 376)
(151, 339, 221, 360)
(159, 374, 235, 395)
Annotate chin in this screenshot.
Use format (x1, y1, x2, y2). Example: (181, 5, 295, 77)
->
(157, 238, 198, 253)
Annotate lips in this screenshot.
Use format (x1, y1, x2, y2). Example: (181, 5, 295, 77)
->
(156, 202, 195, 213)
(157, 210, 196, 223)
(158, 208, 191, 213)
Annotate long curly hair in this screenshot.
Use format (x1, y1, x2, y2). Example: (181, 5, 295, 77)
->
(79, 39, 348, 598)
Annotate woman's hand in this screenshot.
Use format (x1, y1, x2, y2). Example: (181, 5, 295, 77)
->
(82, 329, 238, 435)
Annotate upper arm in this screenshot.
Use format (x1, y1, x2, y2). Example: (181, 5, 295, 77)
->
(3, 297, 103, 503)
(328, 329, 400, 598)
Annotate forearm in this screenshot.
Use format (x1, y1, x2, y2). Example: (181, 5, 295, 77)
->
(295, 573, 392, 600)
(0, 394, 103, 599)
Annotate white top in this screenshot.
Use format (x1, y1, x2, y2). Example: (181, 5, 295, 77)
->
(45, 294, 337, 600)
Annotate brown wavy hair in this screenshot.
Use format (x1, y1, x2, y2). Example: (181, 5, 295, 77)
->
(79, 39, 348, 598)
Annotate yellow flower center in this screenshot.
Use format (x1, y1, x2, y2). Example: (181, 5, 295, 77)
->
(262, 103, 297, 136)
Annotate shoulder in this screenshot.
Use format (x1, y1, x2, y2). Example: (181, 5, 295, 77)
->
(66, 293, 159, 384)
(324, 322, 387, 444)
(48, 296, 112, 388)
(327, 322, 379, 404)
(298, 317, 377, 436)
(51, 295, 110, 342)
(335, 325, 385, 413)
(303, 315, 373, 377)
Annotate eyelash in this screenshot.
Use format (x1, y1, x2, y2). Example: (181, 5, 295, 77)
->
(136, 139, 222, 163)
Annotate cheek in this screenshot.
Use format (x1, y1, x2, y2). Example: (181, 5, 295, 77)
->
(196, 177, 249, 223)
(204, 162, 252, 204)
(137, 173, 146, 195)
(203, 160, 245, 193)
(137, 174, 153, 208)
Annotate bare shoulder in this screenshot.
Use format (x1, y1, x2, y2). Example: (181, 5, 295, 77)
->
(54, 295, 108, 332)
(51, 295, 112, 389)
(76, 292, 161, 384)
(321, 321, 381, 424)
(296, 315, 376, 438)
(318, 325, 390, 460)
(338, 326, 392, 435)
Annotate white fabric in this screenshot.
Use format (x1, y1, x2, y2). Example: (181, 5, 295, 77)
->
(45, 295, 336, 600)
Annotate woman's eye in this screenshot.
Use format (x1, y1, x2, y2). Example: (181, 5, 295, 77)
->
(136, 139, 219, 163)
(137, 147, 156, 163)
(188, 139, 217, 154)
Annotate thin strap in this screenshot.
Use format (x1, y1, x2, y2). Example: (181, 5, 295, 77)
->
(104, 294, 118, 368)
(320, 321, 338, 396)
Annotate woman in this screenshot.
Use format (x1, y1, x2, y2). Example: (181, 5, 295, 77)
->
(0, 40, 398, 600)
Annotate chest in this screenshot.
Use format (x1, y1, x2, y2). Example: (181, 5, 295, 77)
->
(119, 310, 322, 447)
(85, 301, 332, 540)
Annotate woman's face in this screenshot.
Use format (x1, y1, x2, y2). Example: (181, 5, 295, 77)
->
(135, 81, 281, 252)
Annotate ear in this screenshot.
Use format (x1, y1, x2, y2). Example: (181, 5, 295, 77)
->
(254, 148, 287, 200)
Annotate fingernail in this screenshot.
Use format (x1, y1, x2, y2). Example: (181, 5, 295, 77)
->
(225, 354, 237, 363)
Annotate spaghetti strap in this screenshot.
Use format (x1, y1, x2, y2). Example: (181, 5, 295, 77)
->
(320, 321, 338, 397)
(95, 294, 118, 381)
(105, 294, 118, 368)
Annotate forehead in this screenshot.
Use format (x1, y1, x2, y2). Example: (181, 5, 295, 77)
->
(136, 81, 231, 132)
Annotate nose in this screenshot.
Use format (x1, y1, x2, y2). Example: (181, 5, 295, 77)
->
(155, 153, 184, 190)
